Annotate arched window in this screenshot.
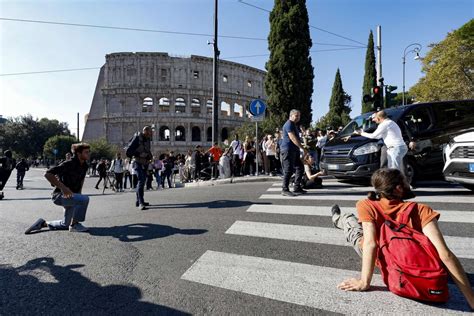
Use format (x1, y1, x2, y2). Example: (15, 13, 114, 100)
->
(175, 126, 186, 141)
(159, 97, 170, 113)
(221, 128, 229, 142)
(221, 101, 230, 116)
(142, 97, 153, 112)
(234, 103, 243, 117)
(206, 99, 213, 114)
(159, 126, 170, 141)
(192, 126, 201, 142)
(207, 127, 212, 142)
(175, 97, 186, 113)
(191, 98, 201, 113)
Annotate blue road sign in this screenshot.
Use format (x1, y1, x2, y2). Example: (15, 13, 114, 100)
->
(249, 99, 267, 117)
(53, 149, 58, 155)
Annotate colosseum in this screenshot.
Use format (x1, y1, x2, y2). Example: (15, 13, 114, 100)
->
(82, 52, 267, 154)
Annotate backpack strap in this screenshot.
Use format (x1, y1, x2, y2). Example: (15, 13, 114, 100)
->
(398, 202, 417, 225)
(367, 199, 417, 231)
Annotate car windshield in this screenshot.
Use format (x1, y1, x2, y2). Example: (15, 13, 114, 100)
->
(338, 109, 402, 137)
(338, 114, 377, 137)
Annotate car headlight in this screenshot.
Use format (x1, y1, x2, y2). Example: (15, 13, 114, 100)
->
(353, 143, 380, 156)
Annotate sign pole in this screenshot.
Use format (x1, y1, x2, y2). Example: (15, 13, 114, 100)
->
(255, 121, 258, 176)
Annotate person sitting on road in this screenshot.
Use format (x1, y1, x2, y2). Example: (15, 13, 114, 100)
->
(331, 168, 474, 309)
(302, 154, 325, 189)
(25, 143, 91, 234)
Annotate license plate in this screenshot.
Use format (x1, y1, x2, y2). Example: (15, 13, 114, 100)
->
(469, 163, 474, 173)
(327, 164, 339, 170)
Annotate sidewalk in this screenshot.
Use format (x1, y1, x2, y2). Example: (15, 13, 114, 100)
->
(183, 175, 335, 188)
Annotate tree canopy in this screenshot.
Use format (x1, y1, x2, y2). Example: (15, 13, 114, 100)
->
(0, 115, 71, 157)
(362, 30, 377, 113)
(410, 19, 474, 101)
(265, 0, 314, 128)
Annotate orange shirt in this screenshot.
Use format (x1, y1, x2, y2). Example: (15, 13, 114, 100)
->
(208, 147, 223, 162)
(357, 198, 440, 233)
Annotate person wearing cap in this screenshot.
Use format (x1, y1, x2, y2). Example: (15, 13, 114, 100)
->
(354, 110, 407, 173)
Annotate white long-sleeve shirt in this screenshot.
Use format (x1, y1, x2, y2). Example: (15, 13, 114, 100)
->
(361, 119, 405, 148)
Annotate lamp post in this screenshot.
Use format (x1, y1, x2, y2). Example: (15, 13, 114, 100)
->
(402, 43, 422, 105)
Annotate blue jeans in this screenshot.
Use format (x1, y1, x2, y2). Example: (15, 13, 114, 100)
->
(154, 171, 162, 188)
(134, 162, 147, 205)
(48, 193, 89, 230)
(281, 150, 304, 191)
(387, 144, 408, 173)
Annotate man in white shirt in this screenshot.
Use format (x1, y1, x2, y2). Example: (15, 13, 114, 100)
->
(355, 110, 408, 173)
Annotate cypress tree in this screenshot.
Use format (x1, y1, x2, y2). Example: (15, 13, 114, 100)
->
(265, 0, 314, 127)
(319, 69, 351, 129)
(361, 30, 377, 113)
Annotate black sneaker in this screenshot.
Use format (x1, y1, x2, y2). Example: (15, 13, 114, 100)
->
(281, 190, 296, 197)
(293, 188, 308, 195)
(140, 204, 148, 210)
(25, 218, 46, 234)
(136, 201, 150, 207)
(331, 204, 341, 217)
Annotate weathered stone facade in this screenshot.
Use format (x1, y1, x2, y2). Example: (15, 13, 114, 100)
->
(82, 52, 266, 154)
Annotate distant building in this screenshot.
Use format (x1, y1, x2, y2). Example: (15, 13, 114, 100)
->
(82, 52, 267, 154)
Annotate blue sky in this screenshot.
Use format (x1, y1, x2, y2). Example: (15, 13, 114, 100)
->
(0, 0, 472, 137)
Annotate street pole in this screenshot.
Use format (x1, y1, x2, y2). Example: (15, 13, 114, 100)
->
(77, 112, 80, 142)
(212, 0, 220, 145)
(376, 25, 382, 87)
(402, 43, 422, 106)
(255, 121, 258, 176)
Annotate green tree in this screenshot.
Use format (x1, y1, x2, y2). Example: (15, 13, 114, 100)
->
(362, 30, 377, 113)
(43, 135, 77, 160)
(0, 115, 70, 157)
(317, 69, 352, 129)
(88, 138, 119, 161)
(265, 0, 314, 128)
(410, 19, 474, 101)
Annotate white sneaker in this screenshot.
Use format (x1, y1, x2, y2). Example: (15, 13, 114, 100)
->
(69, 223, 89, 232)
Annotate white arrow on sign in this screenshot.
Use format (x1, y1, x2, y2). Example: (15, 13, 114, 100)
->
(255, 101, 261, 115)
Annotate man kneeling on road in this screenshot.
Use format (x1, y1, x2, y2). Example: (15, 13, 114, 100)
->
(25, 143, 91, 234)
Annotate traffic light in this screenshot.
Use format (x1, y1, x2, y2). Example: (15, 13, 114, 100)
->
(372, 86, 382, 109)
(385, 85, 398, 108)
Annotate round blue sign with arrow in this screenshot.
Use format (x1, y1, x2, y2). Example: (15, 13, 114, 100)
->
(249, 99, 267, 117)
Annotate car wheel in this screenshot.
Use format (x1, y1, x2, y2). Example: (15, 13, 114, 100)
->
(404, 159, 416, 185)
(462, 184, 474, 191)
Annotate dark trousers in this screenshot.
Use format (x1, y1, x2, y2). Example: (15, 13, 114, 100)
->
(232, 155, 241, 176)
(114, 172, 123, 190)
(16, 172, 25, 187)
(123, 172, 132, 189)
(134, 163, 147, 205)
(162, 171, 172, 188)
(281, 150, 304, 191)
(244, 154, 255, 176)
(95, 173, 107, 188)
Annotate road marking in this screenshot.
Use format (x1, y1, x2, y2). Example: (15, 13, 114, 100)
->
(267, 186, 471, 193)
(225, 221, 474, 259)
(182, 250, 467, 314)
(247, 204, 474, 223)
(259, 194, 474, 204)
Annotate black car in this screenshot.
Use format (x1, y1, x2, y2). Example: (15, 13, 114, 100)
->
(320, 100, 474, 183)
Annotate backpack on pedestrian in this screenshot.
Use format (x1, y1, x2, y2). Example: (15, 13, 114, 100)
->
(125, 134, 139, 159)
(368, 200, 449, 303)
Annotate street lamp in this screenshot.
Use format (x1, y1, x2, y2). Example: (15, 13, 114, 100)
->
(402, 43, 422, 105)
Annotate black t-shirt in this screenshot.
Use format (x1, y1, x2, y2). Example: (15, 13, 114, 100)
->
(47, 156, 89, 194)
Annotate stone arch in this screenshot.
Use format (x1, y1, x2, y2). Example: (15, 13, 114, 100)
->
(221, 127, 229, 142)
(192, 126, 201, 142)
(175, 97, 186, 113)
(159, 97, 170, 112)
(124, 96, 136, 112)
(206, 127, 212, 142)
(191, 98, 201, 113)
(206, 99, 213, 114)
(175, 126, 186, 141)
(142, 96, 153, 112)
(221, 101, 231, 116)
(159, 126, 170, 141)
(233, 103, 243, 117)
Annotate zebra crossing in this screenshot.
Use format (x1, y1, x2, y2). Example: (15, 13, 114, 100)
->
(181, 180, 474, 314)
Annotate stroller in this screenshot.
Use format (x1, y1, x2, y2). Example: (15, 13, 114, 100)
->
(0, 151, 15, 200)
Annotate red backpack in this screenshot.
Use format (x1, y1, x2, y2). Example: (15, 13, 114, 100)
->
(368, 200, 449, 302)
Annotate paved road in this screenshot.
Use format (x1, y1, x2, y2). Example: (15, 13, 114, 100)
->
(0, 168, 473, 315)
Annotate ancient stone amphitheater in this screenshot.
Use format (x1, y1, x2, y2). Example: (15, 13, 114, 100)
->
(82, 52, 266, 154)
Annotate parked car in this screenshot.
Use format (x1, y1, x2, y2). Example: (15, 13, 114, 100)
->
(443, 131, 474, 191)
(320, 100, 474, 183)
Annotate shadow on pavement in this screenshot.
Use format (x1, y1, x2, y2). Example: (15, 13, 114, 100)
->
(89, 223, 208, 242)
(0, 257, 190, 315)
(148, 200, 269, 210)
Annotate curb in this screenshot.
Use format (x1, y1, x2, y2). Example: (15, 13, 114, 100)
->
(183, 175, 335, 188)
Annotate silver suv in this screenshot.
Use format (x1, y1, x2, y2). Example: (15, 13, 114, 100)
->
(443, 131, 474, 191)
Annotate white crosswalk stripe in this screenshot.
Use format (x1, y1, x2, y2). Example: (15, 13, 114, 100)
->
(246, 204, 474, 223)
(225, 220, 474, 259)
(182, 181, 474, 313)
(182, 250, 466, 315)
